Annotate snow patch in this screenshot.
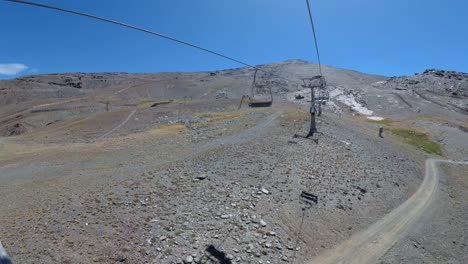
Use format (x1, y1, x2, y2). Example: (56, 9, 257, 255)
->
(367, 116, 385, 121)
(325, 101, 341, 113)
(336, 95, 373, 115)
(287, 87, 373, 116)
(372, 81, 387, 87)
(329, 88, 344, 98)
(330, 88, 373, 115)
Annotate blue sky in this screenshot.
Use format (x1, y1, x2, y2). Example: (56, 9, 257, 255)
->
(1, 0, 467, 79)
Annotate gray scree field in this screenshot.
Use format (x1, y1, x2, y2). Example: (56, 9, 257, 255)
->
(0, 60, 467, 263)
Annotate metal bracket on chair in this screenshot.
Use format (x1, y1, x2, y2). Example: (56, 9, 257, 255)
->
(300, 191, 318, 205)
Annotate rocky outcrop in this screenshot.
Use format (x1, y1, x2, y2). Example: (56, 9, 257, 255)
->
(379, 69, 468, 98)
(3, 123, 27, 137)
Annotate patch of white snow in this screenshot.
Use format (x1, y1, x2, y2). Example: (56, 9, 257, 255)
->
(367, 116, 385, 121)
(335, 94, 373, 115)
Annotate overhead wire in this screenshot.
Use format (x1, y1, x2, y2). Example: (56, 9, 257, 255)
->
(5, 0, 304, 90)
(291, 3, 325, 262)
(304, 0, 327, 133)
(5, 0, 253, 68)
(305, 0, 323, 77)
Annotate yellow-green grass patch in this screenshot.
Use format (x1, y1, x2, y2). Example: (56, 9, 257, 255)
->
(390, 128, 443, 156)
(366, 118, 394, 125)
(138, 99, 157, 106)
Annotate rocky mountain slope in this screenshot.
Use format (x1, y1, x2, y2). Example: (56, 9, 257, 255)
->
(373, 69, 468, 113)
(0, 60, 467, 264)
(1, 60, 466, 112)
(0, 60, 383, 136)
(382, 69, 468, 97)
(1, 60, 467, 147)
(0, 60, 387, 105)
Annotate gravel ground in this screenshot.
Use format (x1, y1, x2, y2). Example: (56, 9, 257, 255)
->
(0, 104, 427, 264)
(0, 62, 466, 264)
(379, 163, 468, 264)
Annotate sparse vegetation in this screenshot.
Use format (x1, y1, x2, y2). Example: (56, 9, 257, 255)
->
(390, 128, 443, 155)
(201, 111, 243, 123)
(156, 124, 187, 134)
(280, 108, 309, 126)
(138, 99, 157, 105)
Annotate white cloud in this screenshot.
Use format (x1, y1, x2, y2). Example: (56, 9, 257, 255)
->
(0, 63, 29, 75)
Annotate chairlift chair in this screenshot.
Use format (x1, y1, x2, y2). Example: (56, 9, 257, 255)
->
(248, 69, 273, 108)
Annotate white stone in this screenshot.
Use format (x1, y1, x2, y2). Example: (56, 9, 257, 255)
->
(197, 174, 207, 180)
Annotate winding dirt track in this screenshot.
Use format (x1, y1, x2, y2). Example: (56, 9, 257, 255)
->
(96, 109, 137, 140)
(309, 159, 468, 264)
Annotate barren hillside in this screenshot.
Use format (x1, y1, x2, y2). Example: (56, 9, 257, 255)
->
(0, 60, 467, 264)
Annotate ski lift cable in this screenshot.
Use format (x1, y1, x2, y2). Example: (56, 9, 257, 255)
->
(5, 0, 253, 68)
(6, 0, 303, 89)
(305, 0, 323, 78)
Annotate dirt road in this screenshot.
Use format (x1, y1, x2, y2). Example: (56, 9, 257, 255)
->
(96, 109, 138, 140)
(309, 159, 468, 264)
